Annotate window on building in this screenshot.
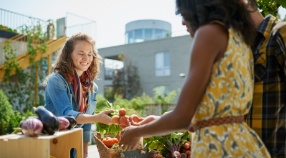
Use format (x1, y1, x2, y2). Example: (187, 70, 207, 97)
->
(144, 29, 153, 41)
(104, 55, 124, 80)
(154, 29, 164, 39)
(125, 28, 171, 44)
(134, 29, 143, 43)
(126, 32, 134, 43)
(155, 52, 170, 76)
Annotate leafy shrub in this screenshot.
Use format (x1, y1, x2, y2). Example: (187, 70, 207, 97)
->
(0, 89, 14, 135)
(96, 88, 179, 117)
(95, 94, 110, 113)
(153, 87, 179, 104)
(0, 89, 36, 135)
(9, 110, 36, 132)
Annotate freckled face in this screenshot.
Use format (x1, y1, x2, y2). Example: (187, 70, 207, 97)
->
(182, 20, 195, 38)
(71, 40, 94, 76)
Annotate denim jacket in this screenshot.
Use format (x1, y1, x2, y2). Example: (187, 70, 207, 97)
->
(44, 72, 98, 142)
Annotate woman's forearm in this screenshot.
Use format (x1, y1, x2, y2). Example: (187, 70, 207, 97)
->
(75, 110, 113, 125)
(75, 113, 98, 124)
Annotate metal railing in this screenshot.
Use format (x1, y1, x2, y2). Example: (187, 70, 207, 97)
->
(0, 8, 55, 40)
(0, 8, 56, 65)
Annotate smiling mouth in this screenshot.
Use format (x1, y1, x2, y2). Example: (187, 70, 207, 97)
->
(80, 63, 89, 66)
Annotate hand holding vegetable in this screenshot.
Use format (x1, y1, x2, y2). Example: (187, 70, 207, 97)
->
(96, 109, 114, 125)
(130, 115, 159, 126)
(119, 125, 141, 150)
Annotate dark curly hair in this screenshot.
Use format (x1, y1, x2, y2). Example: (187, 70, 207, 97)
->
(175, 0, 256, 45)
(53, 32, 102, 82)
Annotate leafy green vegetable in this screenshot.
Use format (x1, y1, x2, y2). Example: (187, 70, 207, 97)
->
(95, 100, 122, 136)
(96, 123, 121, 137)
(144, 131, 190, 156)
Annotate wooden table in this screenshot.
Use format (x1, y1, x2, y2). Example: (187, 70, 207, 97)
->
(0, 128, 83, 158)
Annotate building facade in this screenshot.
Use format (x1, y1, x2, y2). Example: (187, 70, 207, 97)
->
(96, 34, 192, 103)
(125, 19, 172, 44)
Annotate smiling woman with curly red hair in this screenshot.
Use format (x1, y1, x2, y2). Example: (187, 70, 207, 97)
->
(44, 32, 113, 158)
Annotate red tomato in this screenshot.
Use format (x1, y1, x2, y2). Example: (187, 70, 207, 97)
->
(111, 115, 120, 124)
(119, 115, 130, 128)
(119, 108, 126, 116)
(184, 141, 191, 150)
(102, 137, 114, 148)
(112, 137, 119, 144)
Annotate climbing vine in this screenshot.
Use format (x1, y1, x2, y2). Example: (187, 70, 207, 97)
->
(1, 23, 48, 112)
(3, 41, 18, 81)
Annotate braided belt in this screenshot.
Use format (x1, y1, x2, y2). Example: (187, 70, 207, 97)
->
(188, 115, 244, 132)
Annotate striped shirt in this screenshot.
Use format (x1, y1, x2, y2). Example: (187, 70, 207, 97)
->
(246, 15, 286, 158)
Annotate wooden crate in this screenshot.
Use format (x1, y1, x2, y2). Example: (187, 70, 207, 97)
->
(0, 128, 83, 158)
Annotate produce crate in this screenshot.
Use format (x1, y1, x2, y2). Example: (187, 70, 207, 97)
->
(0, 128, 83, 158)
(93, 134, 148, 158)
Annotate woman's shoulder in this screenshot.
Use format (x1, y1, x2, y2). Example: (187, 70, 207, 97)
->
(197, 23, 227, 37)
(194, 23, 229, 59)
(47, 73, 68, 85)
(195, 23, 228, 47)
(48, 72, 63, 80)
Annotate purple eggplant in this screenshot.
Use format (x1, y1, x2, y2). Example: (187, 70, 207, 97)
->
(63, 115, 77, 129)
(20, 118, 43, 137)
(57, 116, 70, 131)
(35, 106, 59, 135)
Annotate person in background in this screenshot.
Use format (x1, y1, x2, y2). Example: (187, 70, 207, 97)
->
(243, 0, 286, 157)
(119, 0, 271, 157)
(44, 32, 113, 158)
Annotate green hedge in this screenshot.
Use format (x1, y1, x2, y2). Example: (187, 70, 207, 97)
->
(0, 89, 35, 135)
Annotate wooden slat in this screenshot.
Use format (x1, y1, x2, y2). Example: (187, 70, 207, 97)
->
(0, 34, 26, 46)
(0, 36, 66, 82)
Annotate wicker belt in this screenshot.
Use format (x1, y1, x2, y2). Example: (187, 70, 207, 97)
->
(188, 115, 244, 132)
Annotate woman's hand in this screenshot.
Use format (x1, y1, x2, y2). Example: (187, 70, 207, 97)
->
(97, 109, 114, 125)
(119, 126, 141, 150)
(130, 115, 159, 126)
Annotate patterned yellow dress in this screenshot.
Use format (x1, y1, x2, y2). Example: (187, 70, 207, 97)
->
(191, 27, 271, 157)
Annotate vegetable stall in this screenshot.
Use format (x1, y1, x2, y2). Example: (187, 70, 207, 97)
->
(95, 102, 192, 158)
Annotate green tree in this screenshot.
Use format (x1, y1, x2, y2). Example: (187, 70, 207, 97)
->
(257, 0, 286, 17)
(111, 60, 141, 100)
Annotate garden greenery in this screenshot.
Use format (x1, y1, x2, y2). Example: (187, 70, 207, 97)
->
(1, 24, 47, 112)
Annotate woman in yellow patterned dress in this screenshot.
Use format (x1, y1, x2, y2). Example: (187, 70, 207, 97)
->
(119, 0, 270, 157)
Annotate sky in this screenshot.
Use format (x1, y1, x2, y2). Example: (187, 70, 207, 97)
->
(1, 0, 286, 49)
